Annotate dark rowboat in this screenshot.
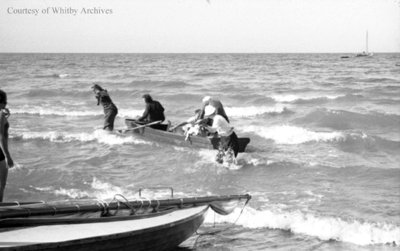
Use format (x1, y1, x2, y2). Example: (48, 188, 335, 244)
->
(0, 194, 251, 251)
(123, 119, 250, 153)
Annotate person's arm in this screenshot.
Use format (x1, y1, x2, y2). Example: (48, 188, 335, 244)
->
(95, 93, 100, 106)
(197, 104, 206, 120)
(204, 118, 218, 133)
(0, 112, 13, 168)
(137, 103, 150, 121)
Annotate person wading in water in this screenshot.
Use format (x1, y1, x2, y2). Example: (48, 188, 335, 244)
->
(92, 84, 118, 131)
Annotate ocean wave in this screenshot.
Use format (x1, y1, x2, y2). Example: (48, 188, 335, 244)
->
(226, 104, 291, 117)
(11, 106, 143, 118)
(129, 80, 189, 88)
(334, 132, 400, 155)
(12, 107, 102, 117)
(33, 73, 69, 79)
(362, 77, 398, 83)
(31, 178, 135, 200)
(31, 178, 177, 200)
(271, 94, 343, 103)
(193, 72, 221, 77)
(206, 206, 400, 246)
(294, 108, 400, 130)
(11, 130, 152, 146)
(241, 125, 344, 145)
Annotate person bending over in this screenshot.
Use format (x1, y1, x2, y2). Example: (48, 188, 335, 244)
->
(203, 106, 238, 163)
(92, 84, 118, 131)
(198, 96, 229, 123)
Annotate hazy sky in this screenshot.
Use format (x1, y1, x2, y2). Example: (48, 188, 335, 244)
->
(1, 0, 399, 53)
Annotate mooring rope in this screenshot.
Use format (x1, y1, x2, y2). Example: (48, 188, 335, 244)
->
(113, 194, 136, 215)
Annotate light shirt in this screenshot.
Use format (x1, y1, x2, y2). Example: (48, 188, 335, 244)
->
(209, 115, 233, 137)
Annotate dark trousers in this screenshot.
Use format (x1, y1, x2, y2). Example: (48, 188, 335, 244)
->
(104, 107, 118, 131)
(220, 132, 239, 157)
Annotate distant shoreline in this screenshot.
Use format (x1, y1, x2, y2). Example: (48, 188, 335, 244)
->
(0, 52, 399, 55)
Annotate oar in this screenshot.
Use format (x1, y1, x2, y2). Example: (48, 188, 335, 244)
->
(0, 194, 251, 219)
(118, 120, 162, 133)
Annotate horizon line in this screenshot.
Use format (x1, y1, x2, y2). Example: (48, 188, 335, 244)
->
(0, 51, 399, 54)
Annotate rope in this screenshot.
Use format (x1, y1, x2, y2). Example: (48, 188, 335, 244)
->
(107, 196, 120, 216)
(113, 194, 136, 215)
(144, 198, 152, 211)
(153, 200, 160, 212)
(233, 197, 251, 224)
(51, 206, 57, 216)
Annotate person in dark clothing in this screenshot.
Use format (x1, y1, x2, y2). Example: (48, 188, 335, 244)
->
(92, 84, 118, 131)
(137, 94, 165, 129)
(0, 89, 14, 202)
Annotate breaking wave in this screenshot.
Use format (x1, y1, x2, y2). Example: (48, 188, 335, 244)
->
(242, 125, 344, 145)
(295, 108, 400, 130)
(34, 73, 69, 79)
(11, 130, 152, 146)
(206, 206, 400, 246)
(11, 106, 143, 118)
(31, 178, 136, 200)
(271, 94, 343, 103)
(226, 104, 291, 117)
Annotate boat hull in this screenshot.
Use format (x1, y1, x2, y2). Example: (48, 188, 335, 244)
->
(124, 119, 250, 153)
(0, 206, 208, 251)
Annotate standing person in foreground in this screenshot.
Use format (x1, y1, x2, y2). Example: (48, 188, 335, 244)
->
(203, 106, 239, 164)
(92, 84, 118, 131)
(137, 94, 166, 129)
(198, 96, 230, 123)
(0, 90, 14, 202)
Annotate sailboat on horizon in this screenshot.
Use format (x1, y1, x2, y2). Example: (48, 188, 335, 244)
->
(356, 31, 373, 57)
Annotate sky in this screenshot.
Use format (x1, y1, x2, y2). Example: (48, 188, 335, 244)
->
(0, 0, 399, 53)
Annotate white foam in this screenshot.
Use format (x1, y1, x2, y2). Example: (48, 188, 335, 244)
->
(15, 129, 152, 146)
(12, 107, 101, 117)
(225, 104, 288, 117)
(206, 206, 400, 246)
(32, 178, 136, 200)
(271, 94, 342, 103)
(12, 106, 143, 118)
(242, 125, 344, 144)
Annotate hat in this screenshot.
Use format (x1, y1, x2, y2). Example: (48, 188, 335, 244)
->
(202, 96, 212, 103)
(204, 105, 216, 117)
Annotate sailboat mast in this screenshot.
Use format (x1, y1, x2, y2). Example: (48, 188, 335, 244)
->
(366, 31, 369, 53)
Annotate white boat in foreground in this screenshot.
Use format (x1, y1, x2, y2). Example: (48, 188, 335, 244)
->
(0, 194, 251, 251)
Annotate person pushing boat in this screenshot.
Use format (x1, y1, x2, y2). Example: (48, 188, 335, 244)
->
(197, 96, 230, 123)
(92, 84, 118, 131)
(202, 105, 239, 164)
